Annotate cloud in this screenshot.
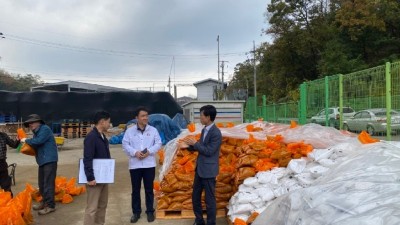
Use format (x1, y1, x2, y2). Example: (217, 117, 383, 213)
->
(0, 0, 270, 97)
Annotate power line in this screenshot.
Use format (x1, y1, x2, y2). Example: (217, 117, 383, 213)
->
(3, 33, 247, 59)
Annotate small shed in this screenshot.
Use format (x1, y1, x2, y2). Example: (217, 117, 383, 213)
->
(182, 101, 245, 124)
(193, 78, 225, 101)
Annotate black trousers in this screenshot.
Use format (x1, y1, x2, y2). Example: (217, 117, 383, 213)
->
(0, 161, 12, 197)
(129, 167, 155, 215)
(38, 162, 57, 208)
(192, 172, 217, 225)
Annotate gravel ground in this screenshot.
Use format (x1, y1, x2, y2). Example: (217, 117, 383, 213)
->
(7, 138, 228, 225)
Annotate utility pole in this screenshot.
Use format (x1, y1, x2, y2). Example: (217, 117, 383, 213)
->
(253, 41, 257, 118)
(217, 35, 220, 82)
(253, 41, 257, 100)
(168, 76, 171, 94)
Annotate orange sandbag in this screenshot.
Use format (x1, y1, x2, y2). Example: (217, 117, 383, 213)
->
(246, 124, 254, 132)
(61, 194, 73, 204)
(254, 158, 278, 172)
(168, 202, 183, 210)
(174, 171, 194, 182)
(0, 191, 12, 206)
(287, 142, 314, 156)
(236, 167, 256, 181)
(153, 181, 160, 191)
(358, 130, 379, 144)
(20, 143, 36, 156)
(234, 218, 247, 225)
(164, 173, 178, 185)
(171, 195, 191, 203)
(247, 212, 260, 224)
(158, 149, 165, 165)
(187, 123, 196, 132)
(183, 161, 195, 173)
(220, 144, 236, 154)
(271, 150, 291, 160)
(236, 154, 258, 168)
(157, 198, 170, 210)
(226, 122, 235, 128)
(17, 128, 27, 139)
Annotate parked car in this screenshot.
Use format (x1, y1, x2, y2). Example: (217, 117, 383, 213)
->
(311, 107, 356, 127)
(343, 108, 400, 135)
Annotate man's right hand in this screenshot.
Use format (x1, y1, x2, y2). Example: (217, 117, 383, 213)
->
(135, 151, 143, 159)
(88, 180, 96, 186)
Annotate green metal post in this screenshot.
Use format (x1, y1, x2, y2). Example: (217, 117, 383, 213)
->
(262, 95, 267, 121)
(339, 74, 344, 130)
(325, 76, 329, 126)
(386, 62, 392, 141)
(299, 83, 307, 125)
(284, 103, 288, 124)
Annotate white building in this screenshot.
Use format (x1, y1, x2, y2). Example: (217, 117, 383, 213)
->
(193, 78, 225, 101)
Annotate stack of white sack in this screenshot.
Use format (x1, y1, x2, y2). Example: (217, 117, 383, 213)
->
(253, 140, 400, 225)
(227, 138, 362, 222)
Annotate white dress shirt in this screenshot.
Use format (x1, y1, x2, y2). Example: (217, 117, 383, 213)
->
(122, 124, 162, 169)
(203, 123, 214, 141)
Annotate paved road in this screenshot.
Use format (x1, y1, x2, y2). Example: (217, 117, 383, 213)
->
(7, 139, 229, 225)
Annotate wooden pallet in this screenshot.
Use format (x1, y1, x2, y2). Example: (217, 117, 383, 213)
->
(156, 209, 226, 219)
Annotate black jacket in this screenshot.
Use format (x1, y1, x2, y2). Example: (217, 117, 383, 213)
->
(83, 127, 111, 182)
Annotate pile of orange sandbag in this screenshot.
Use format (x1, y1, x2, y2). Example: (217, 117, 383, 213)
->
(156, 123, 313, 211)
(29, 176, 86, 204)
(0, 186, 33, 225)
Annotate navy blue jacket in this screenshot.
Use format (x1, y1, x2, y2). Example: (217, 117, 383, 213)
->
(83, 127, 111, 182)
(189, 124, 222, 178)
(26, 124, 58, 166)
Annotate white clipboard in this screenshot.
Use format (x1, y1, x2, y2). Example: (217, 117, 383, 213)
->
(78, 158, 115, 184)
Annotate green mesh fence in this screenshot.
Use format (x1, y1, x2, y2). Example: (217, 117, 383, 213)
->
(243, 61, 399, 140)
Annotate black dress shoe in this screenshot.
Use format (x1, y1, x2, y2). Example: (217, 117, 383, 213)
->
(130, 214, 140, 223)
(147, 212, 155, 222)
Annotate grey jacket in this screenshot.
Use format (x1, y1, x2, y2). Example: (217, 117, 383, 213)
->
(189, 124, 222, 178)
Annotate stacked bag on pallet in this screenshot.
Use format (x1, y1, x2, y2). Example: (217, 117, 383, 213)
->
(156, 122, 331, 212)
(227, 137, 362, 223)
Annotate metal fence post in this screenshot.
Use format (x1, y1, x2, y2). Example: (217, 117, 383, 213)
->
(262, 95, 267, 121)
(325, 76, 329, 126)
(299, 83, 307, 124)
(386, 62, 392, 141)
(339, 74, 344, 130)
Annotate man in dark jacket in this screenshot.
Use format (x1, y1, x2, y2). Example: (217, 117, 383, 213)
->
(22, 114, 58, 215)
(0, 132, 20, 197)
(184, 105, 222, 225)
(83, 111, 111, 225)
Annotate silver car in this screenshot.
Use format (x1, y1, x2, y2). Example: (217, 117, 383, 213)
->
(343, 109, 400, 135)
(311, 107, 355, 127)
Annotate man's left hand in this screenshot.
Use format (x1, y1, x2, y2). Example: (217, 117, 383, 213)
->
(140, 151, 150, 159)
(184, 136, 197, 146)
(21, 138, 27, 143)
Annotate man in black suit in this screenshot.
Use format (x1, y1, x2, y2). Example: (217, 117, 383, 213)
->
(184, 105, 222, 225)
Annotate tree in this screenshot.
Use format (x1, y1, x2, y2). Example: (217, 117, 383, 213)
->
(0, 70, 43, 91)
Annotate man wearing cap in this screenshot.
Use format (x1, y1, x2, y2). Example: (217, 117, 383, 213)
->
(22, 114, 58, 215)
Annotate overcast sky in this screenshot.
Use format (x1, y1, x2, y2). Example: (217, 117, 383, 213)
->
(0, 0, 270, 97)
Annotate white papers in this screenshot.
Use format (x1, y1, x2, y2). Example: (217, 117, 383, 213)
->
(78, 158, 115, 184)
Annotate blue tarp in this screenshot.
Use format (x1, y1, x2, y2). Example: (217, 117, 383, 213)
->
(109, 114, 182, 145)
(172, 113, 188, 129)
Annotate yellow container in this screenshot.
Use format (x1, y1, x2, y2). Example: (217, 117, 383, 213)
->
(55, 137, 65, 145)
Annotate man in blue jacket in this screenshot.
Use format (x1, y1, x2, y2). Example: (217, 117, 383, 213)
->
(184, 105, 222, 225)
(83, 111, 111, 225)
(22, 114, 58, 215)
